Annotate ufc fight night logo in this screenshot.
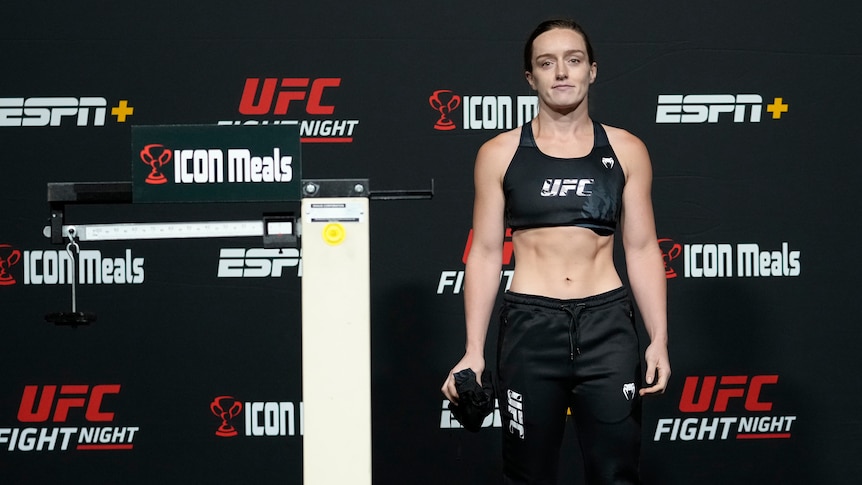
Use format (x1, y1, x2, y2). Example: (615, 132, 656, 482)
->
(653, 375, 797, 441)
(436, 229, 515, 295)
(220, 77, 359, 143)
(2, 384, 140, 452)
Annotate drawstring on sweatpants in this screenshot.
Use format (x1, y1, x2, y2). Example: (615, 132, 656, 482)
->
(562, 304, 586, 360)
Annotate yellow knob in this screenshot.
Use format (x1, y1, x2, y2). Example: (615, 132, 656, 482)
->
(322, 223, 346, 245)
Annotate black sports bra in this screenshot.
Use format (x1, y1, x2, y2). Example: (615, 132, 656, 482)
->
(503, 120, 625, 235)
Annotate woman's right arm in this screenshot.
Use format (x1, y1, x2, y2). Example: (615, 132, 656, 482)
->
(441, 138, 509, 403)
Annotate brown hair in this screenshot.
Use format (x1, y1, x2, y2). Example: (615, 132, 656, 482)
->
(523, 19, 595, 72)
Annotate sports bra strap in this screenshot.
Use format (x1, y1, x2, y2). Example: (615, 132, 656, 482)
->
(593, 121, 610, 148)
(518, 120, 537, 147)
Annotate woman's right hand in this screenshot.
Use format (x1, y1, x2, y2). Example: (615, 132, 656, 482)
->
(441, 353, 485, 404)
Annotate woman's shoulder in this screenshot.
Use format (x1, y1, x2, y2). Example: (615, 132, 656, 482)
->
(600, 123, 651, 179)
(601, 123, 647, 153)
(475, 126, 523, 170)
(480, 125, 522, 154)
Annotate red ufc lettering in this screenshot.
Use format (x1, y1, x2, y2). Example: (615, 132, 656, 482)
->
(17, 384, 121, 422)
(679, 375, 778, 413)
(462, 228, 514, 265)
(239, 78, 340, 115)
(745, 375, 779, 411)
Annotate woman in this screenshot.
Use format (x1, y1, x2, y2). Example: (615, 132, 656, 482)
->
(441, 19, 670, 484)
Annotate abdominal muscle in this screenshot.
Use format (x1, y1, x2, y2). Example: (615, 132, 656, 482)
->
(509, 225, 622, 300)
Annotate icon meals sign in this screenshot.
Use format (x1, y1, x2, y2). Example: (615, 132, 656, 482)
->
(131, 124, 301, 203)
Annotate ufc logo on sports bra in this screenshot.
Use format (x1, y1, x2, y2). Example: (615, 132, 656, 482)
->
(540, 178, 594, 197)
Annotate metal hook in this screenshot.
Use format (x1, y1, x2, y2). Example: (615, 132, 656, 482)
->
(44, 226, 96, 325)
(65, 228, 80, 313)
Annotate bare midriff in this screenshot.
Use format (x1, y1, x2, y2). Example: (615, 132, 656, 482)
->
(509, 226, 622, 300)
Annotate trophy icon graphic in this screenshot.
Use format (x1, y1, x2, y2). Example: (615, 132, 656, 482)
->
(429, 89, 461, 131)
(210, 395, 243, 437)
(658, 238, 682, 279)
(140, 143, 172, 185)
(0, 244, 22, 286)
(0, 244, 21, 286)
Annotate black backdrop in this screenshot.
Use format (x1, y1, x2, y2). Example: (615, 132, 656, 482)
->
(2, 1, 861, 484)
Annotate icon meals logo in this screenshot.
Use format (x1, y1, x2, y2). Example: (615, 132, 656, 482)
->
(0, 244, 145, 287)
(210, 395, 302, 439)
(211, 396, 243, 437)
(0, 244, 22, 285)
(659, 238, 800, 278)
(132, 125, 301, 204)
(659, 238, 683, 279)
(429, 90, 538, 131)
(138, 144, 294, 186)
(140, 144, 172, 185)
(429, 90, 461, 131)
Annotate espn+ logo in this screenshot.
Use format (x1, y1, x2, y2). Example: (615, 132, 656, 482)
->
(0, 97, 134, 126)
(656, 94, 789, 123)
(217, 248, 301, 278)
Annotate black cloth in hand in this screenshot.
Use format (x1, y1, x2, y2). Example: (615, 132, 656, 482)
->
(447, 368, 494, 432)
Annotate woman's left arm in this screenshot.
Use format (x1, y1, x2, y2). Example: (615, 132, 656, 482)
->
(613, 128, 671, 396)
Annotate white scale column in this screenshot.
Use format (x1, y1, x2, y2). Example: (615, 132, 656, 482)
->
(301, 196, 371, 485)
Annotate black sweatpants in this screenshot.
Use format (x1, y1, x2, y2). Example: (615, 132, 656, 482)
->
(497, 287, 642, 484)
